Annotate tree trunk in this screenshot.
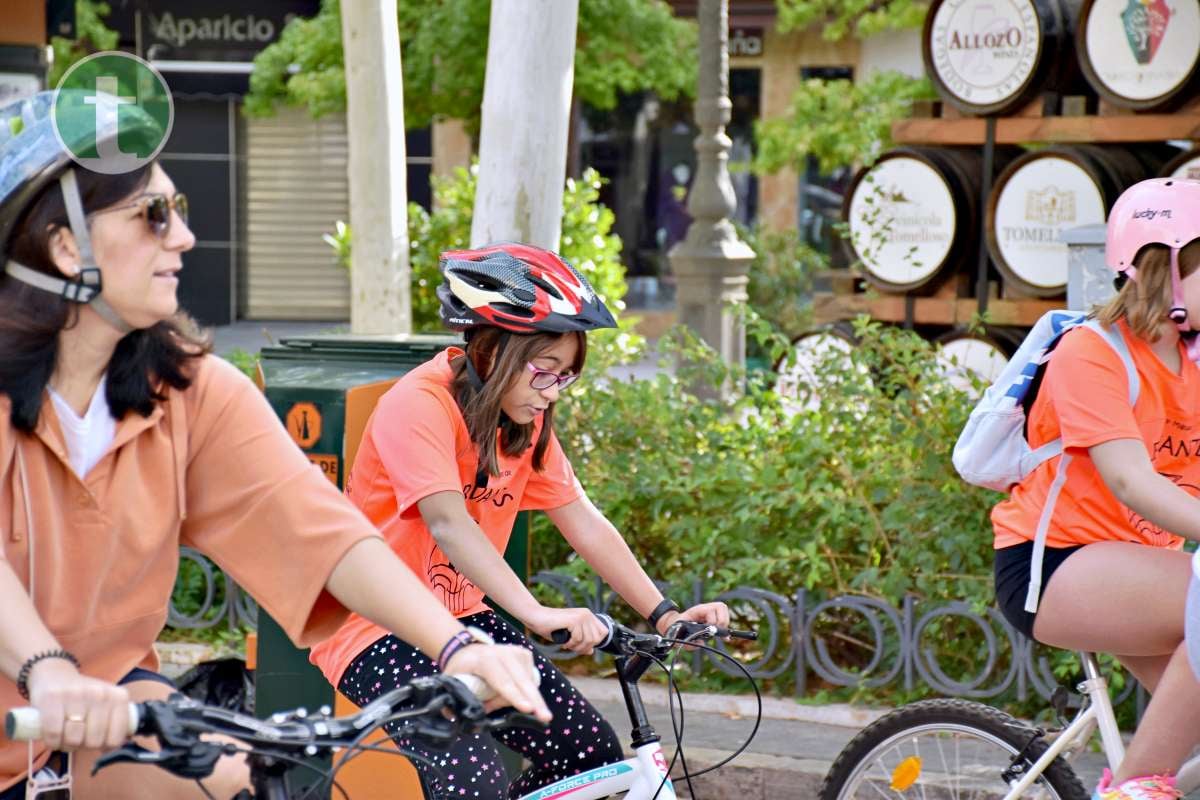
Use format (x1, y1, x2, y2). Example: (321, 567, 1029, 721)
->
(471, 0, 580, 249)
(341, 0, 410, 334)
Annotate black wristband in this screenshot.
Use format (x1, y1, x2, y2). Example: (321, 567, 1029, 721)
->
(16, 649, 80, 700)
(647, 598, 680, 631)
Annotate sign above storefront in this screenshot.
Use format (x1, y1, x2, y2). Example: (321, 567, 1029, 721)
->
(104, 0, 320, 62)
(729, 27, 764, 57)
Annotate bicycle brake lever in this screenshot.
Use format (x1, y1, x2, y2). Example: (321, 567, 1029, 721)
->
(408, 721, 458, 747)
(92, 741, 224, 780)
(489, 712, 545, 732)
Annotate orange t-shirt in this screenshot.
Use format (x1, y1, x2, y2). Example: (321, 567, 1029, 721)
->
(310, 347, 582, 685)
(993, 320, 1200, 550)
(0, 356, 378, 791)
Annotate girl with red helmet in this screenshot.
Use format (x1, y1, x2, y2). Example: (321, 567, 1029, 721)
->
(311, 242, 729, 799)
(990, 179, 1200, 800)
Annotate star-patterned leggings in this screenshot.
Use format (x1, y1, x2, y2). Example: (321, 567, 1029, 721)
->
(338, 611, 625, 800)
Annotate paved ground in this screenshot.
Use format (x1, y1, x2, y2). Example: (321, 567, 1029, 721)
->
(210, 318, 670, 382)
(210, 319, 349, 355)
(568, 676, 1114, 800)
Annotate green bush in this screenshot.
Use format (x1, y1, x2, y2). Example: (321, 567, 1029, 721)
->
(535, 316, 997, 605)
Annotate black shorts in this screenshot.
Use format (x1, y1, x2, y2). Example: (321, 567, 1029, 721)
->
(994, 539, 1083, 639)
(0, 667, 174, 799)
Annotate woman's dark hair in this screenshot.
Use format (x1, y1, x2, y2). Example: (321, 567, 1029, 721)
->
(450, 327, 587, 477)
(0, 163, 210, 432)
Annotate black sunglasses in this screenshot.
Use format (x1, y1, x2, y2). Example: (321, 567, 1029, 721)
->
(90, 192, 189, 239)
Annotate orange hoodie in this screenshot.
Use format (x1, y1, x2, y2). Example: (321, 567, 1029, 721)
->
(0, 355, 379, 790)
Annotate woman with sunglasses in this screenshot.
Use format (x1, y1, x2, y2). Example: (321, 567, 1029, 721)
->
(0, 92, 550, 799)
(309, 242, 730, 800)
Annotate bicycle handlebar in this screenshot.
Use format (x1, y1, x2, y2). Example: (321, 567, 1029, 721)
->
(4, 672, 498, 746)
(549, 613, 758, 655)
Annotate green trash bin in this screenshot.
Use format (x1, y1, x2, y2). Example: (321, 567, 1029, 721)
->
(255, 334, 532, 794)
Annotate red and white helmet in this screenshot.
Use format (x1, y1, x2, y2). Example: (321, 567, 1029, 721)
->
(437, 242, 617, 334)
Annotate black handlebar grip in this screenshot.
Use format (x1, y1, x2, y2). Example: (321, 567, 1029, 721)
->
(550, 629, 571, 645)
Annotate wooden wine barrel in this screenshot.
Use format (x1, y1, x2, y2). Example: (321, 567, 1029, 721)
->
(775, 323, 865, 417)
(1163, 147, 1200, 181)
(923, 0, 1085, 116)
(1077, 0, 1200, 111)
(935, 327, 1023, 394)
(843, 146, 1013, 294)
(986, 145, 1151, 296)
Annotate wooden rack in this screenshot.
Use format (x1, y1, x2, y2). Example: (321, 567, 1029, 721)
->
(817, 95, 1200, 331)
(892, 114, 1200, 146)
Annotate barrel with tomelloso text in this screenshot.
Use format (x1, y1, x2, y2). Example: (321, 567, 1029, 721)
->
(985, 145, 1169, 297)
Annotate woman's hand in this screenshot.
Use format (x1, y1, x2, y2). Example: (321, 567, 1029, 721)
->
(441, 643, 551, 723)
(25, 659, 131, 751)
(527, 606, 610, 655)
(656, 601, 731, 635)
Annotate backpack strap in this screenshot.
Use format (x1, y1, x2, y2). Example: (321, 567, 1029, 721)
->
(1023, 320, 1139, 615)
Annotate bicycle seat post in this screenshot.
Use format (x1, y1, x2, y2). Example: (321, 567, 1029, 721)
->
(616, 653, 661, 749)
(1078, 651, 1126, 770)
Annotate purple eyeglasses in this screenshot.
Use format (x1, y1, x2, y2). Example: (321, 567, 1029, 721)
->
(527, 362, 579, 391)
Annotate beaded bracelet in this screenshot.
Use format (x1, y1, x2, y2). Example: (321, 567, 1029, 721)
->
(16, 649, 80, 700)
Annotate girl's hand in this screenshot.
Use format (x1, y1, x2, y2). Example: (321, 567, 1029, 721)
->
(657, 601, 731, 635)
(26, 659, 131, 751)
(528, 606, 610, 655)
(441, 643, 551, 723)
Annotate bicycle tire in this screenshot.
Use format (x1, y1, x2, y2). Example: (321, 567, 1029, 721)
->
(819, 698, 1090, 800)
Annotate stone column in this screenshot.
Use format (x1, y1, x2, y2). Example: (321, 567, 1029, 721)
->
(668, 0, 755, 376)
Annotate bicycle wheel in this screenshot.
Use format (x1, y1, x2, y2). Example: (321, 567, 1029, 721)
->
(819, 699, 1090, 800)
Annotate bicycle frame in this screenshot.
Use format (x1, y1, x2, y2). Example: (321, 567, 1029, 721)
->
(513, 648, 677, 800)
(514, 743, 675, 800)
(1000, 653, 1123, 799)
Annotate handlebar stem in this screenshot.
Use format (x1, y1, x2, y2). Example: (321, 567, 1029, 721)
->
(615, 654, 660, 749)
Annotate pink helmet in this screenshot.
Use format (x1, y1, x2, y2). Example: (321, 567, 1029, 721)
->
(1106, 177, 1200, 278)
(1106, 177, 1200, 330)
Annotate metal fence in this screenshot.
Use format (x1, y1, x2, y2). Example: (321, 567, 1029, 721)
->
(169, 554, 1142, 710)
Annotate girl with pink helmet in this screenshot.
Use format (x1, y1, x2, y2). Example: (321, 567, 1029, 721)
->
(991, 177, 1200, 800)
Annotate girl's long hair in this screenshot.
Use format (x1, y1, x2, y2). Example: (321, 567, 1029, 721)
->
(0, 164, 210, 432)
(450, 327, 586, 477)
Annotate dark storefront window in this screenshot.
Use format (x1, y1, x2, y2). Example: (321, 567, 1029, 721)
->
(406, 127, 433, 211)
(578, 68, 761, 300)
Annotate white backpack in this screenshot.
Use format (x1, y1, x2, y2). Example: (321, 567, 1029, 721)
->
(952, 310, 1139, 613)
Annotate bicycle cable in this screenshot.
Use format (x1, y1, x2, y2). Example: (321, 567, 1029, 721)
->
(302, 706, 449, 800)
(646, 630, 764, 799)
(644, 629, 700, 800)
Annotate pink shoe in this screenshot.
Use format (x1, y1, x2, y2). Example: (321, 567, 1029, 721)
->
(1092, 768, 1182, 800)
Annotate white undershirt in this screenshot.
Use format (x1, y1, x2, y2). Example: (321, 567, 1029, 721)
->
(48, 374, 117, 478)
